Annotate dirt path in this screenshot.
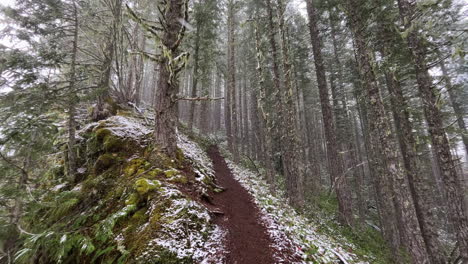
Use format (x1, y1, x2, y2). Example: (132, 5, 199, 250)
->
(207, 146, 296, 264)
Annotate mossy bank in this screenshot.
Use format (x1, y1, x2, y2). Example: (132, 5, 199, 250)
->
(15, 113, 223, 264)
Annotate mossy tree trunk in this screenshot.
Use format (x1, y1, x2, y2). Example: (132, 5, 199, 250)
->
(67, 0, 79, 182)
(345, 0, 429, 262)
(265, 0, 284, 172)
(188, 25, 201, 131)
(153, 0, 189, 158)
(227, 0, 239, 162)
(398, 0, 468, 260)
(439, 58, 468, 159)
(277, 0, 303, 207)
(378, 20, 444, 262)
(306, 0, 352, 223)
(92, 0, 122, 121)
(254, 16, 276, 191)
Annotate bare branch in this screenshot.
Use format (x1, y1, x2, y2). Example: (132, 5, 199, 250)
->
(176, 96, 225, 101)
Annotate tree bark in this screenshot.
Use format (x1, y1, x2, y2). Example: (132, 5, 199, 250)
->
(345, 0, 429, 262)
(265, 0, 284, 169)
(277, 0, 303, 206)
(67, 0, 79, 183)
(398, 0, 468, 260)
(188, 26, 201, 131)
(91, 0, 122, 121)
(306, 0, 352, 224)
(439, 58, 468, 158)
(254, 17, 276, 191)
(227, 0, 239, 162)
(153, 0, 189, 157)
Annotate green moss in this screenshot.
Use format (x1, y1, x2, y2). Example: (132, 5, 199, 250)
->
(175, 148, 185, 162)
(125, 193, 140, 206)
(94, 154, 119, 174)
(103, 185, 125, 202)
(168, 175, 188, 184)
(103, 136, 125, 152)
(124, 159, 145, 177)
(116, 110, 133, 117)
(94, 128, 130, 153)
(164, 169, 179, 178)
(95, 128, 112, 141)
(148, 168, 163, 178)
(135, 178, 161, 195)
(131, 208, 149, 224)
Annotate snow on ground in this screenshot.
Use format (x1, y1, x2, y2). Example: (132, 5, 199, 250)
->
(140, 187, 215, 262)
(177, 133, 218, 193)
(99, 116, 152, 140)
(226, 160, 369, 264)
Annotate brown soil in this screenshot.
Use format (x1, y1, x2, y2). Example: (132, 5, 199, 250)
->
(207, 146, 300, 264)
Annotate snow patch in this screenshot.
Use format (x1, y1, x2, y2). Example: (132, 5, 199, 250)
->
(98, 116, 152, 141)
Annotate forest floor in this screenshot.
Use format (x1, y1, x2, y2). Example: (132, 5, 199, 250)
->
(207, 146, 301, 264)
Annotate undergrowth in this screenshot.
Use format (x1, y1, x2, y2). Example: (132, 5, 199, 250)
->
(304, 192, 393, 264)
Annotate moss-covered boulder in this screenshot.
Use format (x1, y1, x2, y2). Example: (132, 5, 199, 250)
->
(94, 153, 119, 174)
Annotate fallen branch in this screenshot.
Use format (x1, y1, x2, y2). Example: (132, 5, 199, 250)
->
(177, 96, 225, 101)
(329, 248, 349, 264)
(242, 154, 260, 175)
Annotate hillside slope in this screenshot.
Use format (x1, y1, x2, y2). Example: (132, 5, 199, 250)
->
(14, 112, 371, 263)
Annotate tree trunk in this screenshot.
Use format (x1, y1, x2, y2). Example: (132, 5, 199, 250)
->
(345, 0, 429, 262)
(188, 26, 201, 131)
(277, 0, 303, 206)
(254, 17, 276, 191)
(306, 0, 352, 224)
(398, 0, 468, 260)
(67, 0, 79, 183)
(91, 0, 122, 121)
(227, 0, 239, 162)
(265, 0, 284, 170)
(439, 58, 468, 158)
(154, 0, 189, 157)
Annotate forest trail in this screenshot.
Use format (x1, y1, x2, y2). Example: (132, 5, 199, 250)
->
(207, 146, 299, 264)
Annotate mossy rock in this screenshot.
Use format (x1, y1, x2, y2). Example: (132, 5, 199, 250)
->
(95, 128, 112, 141)
(94, 153, 119, 174)
(135, 178, 162, 195)
(94, 128, 127, 153)
(103, 135, 126, 153)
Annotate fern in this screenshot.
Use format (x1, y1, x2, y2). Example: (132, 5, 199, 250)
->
(95, 204, 137, 242)
(14, 230, 99, 264)
(42, 190, 82, 222)
(13, 248, 33, 263)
